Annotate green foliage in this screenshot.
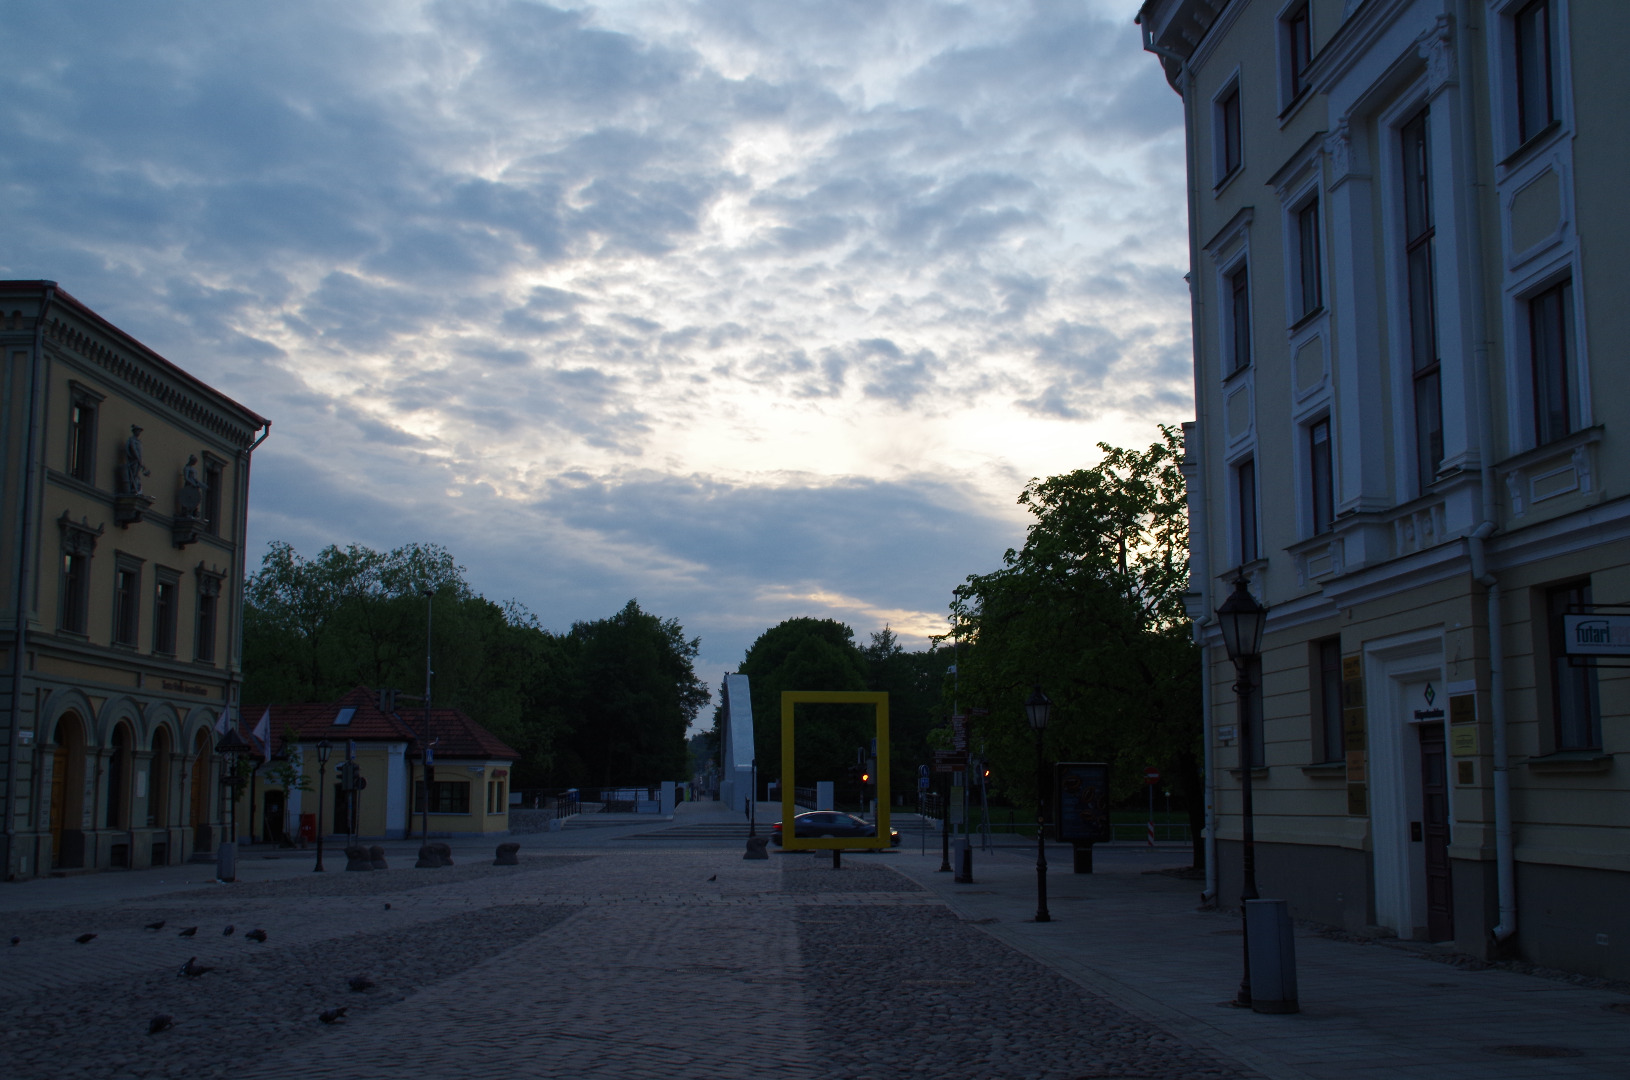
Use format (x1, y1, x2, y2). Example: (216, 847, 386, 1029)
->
(945, 426, 1204, 865)
(243, 544, 708, 790)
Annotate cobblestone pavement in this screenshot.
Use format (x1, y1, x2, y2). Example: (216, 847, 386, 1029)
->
(0, 842, 1257, 1080)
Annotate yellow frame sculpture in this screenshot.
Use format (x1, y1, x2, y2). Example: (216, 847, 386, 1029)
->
(780, 691, 891, 850)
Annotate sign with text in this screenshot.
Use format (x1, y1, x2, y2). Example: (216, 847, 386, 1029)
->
(1563, 614, 1630, 657)
(1054, 762, 1111, 844)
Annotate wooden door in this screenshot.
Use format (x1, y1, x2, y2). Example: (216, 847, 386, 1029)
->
(1419, 724, 1454, 942)
(50, 749, 67, 867)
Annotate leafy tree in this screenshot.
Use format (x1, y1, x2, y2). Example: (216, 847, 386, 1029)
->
(259, 725, 314, 845)
(945, 426, 1204, 867)
(862, 626, 952, 803)
(735, 618, 870, 794)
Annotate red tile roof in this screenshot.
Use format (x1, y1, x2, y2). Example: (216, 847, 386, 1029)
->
(240, 687, 516, 761)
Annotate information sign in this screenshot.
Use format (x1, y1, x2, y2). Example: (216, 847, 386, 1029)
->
(1054, 762, 1111, 844)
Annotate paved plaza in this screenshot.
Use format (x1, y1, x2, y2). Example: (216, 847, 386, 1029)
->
(2, 802, 1627, 1079)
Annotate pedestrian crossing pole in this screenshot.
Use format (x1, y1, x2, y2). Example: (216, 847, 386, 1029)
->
(1144, 766, 1160, 847)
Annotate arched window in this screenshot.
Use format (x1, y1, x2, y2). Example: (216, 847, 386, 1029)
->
(107, 725, 133, 829)
(148, 729, 173, 827)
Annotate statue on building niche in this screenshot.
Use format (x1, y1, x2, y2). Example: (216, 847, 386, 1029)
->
(178, 454, 204, 519)
(120, 425, 150, 496)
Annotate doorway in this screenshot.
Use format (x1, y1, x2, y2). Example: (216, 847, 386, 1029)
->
(49, 715, 88, 869)
(1365, 637, 1444, 941)
(190, 729, 213, 853)
(262, 790, 288, 845)
(1420, 723, 1454, 942)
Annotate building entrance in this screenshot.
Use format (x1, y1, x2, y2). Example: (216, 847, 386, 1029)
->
(1419, 723, 1454, 942)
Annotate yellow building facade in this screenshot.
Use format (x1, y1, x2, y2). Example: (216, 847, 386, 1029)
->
(0, 281, 269, 879)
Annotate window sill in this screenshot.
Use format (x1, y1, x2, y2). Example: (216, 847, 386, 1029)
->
(1301, 762, 1346, 778)
(1277, 88, 1313, 127)
(1494, 425, 1602, 476)
(1498, 120, 1563, 171)
(1524, 751, 1612, 775)
(1227, 767, 1270, 780)
(1213, 166, 1244, 198)
(1289, 305, 1325, 334)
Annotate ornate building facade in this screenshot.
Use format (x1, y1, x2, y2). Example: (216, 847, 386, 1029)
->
(0, 281, 270, 879)
(1138, 0, 1628, 977)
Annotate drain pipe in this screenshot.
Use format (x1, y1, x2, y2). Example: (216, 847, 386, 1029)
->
(1138, 19, 1214, 904)
(1454, 0, 1514, 946)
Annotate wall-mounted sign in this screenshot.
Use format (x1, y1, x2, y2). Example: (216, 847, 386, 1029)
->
(1451, 725, 1479, 756)
(1563, 614, 1630, 657)
(160, 679, 210, 696)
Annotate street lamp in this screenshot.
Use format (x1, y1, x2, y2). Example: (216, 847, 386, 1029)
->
(1025, 685, 1052, 923)
(215, 724, 251, 883)
(314, 740, 332, 872)
(1217, 574, 1268, 1007)
(420, 587, 435, 846)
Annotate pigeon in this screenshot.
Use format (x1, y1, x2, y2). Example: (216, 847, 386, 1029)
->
(178, 957, 213, 978)
(222, 925, 235, 936)
(319, 1007, 348, 1024)
(75, 933, 97, 944)
(244, 929, 267, 943)
(178, 927, 198, 938)
(9, 936, 18, 946)
(144, 920, 166, 931)
(707, 874, 717, 882)
(383, 903, 391, 910)
(148, 1015, 174, 1035)
(348, 976, 375, 993)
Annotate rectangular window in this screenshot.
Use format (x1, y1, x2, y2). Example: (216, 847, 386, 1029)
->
(1217, 84, 1242, 181)
(204, 460, 224, 536)
(1228, 264, 1252, 374)
(61, 552, 90, 634)
(1309, 418, 1334, 534)
(1402, 108, 1442, 492)
(67, 396, 97, 483)
(1314, 638, 1343, 763)
(1515, 0, 1557, 144)
(195, 589, 218, 664)
(1283, 3, 1313, 104)
(153, 574, 179, 655)
(1296, 199, 1322, 320)
(113, 561, 141, 647)
(1547, 582, 1601, 750)
(1529, 279, 1575, 446)
(1236, 458, 1259, 564)
(414, 780, 471, 815)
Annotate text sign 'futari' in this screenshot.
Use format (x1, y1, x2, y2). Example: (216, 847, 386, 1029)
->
(1562, 614, 1630, 657)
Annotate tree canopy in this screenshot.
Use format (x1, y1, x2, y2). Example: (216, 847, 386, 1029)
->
(243, 542, 706, 788)
(944, 426, 1204, 864)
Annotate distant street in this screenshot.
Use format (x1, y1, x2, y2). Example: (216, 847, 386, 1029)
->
(2, 802, 1627, 1079)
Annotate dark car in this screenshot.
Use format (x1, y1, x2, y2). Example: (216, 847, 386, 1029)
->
(770, 811, 902, 846)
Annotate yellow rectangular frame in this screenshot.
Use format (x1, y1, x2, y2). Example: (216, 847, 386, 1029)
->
(780, 691, 891, 850)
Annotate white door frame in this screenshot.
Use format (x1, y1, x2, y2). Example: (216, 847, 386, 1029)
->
(1364, 628, 1444, 938)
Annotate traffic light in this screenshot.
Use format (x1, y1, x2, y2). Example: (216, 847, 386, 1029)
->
(859, 770, 871, 785)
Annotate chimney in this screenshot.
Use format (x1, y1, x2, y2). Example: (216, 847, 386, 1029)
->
(378, 688, 397, 713)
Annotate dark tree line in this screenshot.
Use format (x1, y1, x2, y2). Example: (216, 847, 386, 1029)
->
(242, 541, 707, 788)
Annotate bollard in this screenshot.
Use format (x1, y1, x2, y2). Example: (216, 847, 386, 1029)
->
(415, 844, 443, 868)
(369, 845, 388, 870)
(494, 842, 521, 866)
(215, 841, 236, 884)
(954, 838, 974, 883)
(1245, 899, 1299, 1014)
(743, 835, 770, 860)
(344, 844, 374, 871)
(1072, 842, 1094, 874)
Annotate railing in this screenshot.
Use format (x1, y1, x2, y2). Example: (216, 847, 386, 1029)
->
(794, 786, 818, 809)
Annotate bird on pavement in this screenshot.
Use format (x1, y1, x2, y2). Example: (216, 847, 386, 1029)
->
(178, 957, 213, 978)
(148, 1015, 174, 1035)
(222, 925, 235, 936)
(178, 926, 198, 937)
(9, 936, 19, 946)
(75, 933, 97, 944)
(348, 976, 375, 993)
(244, 929, 267, 942)
(144, 920, 166, 931)
(707, 875, 717, 882)
(319, 1007, 348, 1024)
(383, 903, 391, 910)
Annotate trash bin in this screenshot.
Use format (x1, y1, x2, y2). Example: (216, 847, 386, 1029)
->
(1245, 898, 1299, 1014)
(298, 813, 317, 843)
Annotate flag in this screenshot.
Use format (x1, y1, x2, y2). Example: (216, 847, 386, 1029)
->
(214, 709, 231, 736)
(252, 708, 271, 756)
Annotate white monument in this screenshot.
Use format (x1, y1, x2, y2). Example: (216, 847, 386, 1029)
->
(718, 673, 756, 814)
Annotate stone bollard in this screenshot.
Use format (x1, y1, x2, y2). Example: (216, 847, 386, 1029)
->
(743, 835, 770, 860)
(369, 845, 388, 870)
(494, 842, 520, 866)
(431, 841, 454, 866)
(344, 845, 374, 872)
(415, 844, 443, 868)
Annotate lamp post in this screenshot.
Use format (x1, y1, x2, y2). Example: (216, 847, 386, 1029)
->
(215, 725, 251, 883)
(314, 740, 332, 872)
(1217, 575, 1268, 1007)
(420, 587, 435, 845)
(1025, 685, 1052, 923)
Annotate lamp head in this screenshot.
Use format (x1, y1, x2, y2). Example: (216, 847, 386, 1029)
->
(316, 739, 332, 765)
(1024, 685, 1051, 732)
(1217, 574, 1268, 663)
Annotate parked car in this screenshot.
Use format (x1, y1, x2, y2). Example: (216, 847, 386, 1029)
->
(770, 811, 901, 846)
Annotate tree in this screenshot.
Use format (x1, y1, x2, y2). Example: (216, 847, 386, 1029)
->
(735, 618, 870, 795)
(259, 725, 314, 846)
(946, 426, 1204, 867)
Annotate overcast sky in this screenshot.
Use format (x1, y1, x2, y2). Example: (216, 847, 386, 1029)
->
(2, 0, 1189, 713)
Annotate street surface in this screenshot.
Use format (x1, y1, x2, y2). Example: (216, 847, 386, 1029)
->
(1, 801, 1626, 1079)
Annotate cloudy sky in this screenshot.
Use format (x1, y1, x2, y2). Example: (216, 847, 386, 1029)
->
(2, 0, 1189, 709)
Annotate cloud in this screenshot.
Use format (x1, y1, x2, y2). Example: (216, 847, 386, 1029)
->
(0, 0, 1190, 706)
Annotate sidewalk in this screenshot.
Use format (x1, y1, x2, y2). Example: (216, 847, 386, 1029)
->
(888, 841, 1630, 1080)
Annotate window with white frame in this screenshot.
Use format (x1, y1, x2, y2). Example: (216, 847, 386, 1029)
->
(1280, 2, 1313, 108)
(1527, 277, 1576, 446)
(1400, 106, 1442, 493)
(1225, 261, 1252, 376)
(1513, 0, 1559, 146)
(1307, 416, 1334, 535)
(1234, 456, 1259, 564)
(1292, 195, 1322, 322)
(1214, 77, 1242, 185)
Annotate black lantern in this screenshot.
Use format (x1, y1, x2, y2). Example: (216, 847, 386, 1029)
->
(1217, 576, 1267, 665)
(1024, 685, 1052, 731)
